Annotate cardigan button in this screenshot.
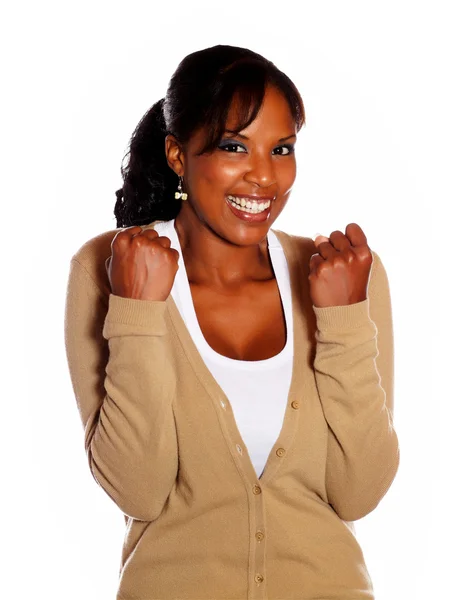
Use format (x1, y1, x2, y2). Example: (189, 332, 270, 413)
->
(254, 573, 264, 584)
(255, 530, 265, 541)
(291, 400, 300, 409)
(276, 447, 286, 457)
(236, 444, 243, 455)
(252, 484, 262, 495)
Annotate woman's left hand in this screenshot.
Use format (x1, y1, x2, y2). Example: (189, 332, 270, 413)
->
(308, 223, 373, 308)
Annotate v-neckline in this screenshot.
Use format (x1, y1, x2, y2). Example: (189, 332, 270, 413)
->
(164, 228, 309, 487)
(170, 222, 292, 368)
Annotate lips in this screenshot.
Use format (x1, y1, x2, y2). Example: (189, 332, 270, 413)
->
(225, 196, 272, 222)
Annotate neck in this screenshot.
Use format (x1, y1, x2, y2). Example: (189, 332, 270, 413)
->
(173, 203, 272, 290)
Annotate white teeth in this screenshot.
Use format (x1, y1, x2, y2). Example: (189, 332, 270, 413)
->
(226, 195, 271, 214)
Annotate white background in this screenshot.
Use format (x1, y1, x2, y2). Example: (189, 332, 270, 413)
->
(2, 1, 462, 598)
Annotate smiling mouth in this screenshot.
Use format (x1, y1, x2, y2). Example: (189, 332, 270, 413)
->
(226, 195, 273, 214)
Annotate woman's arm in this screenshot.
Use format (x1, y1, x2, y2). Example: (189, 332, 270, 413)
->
(312, 250, 400, 521)
(64, 258, 179, 521)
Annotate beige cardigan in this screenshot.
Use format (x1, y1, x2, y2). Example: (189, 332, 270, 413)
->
(64, 219, 400, 599)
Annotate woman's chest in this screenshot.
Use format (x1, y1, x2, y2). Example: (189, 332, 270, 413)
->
(190, 278, 287, 361)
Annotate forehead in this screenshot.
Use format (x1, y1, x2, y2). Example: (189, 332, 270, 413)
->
(226, 85, 296, 135)
(186, 84, 296, 153)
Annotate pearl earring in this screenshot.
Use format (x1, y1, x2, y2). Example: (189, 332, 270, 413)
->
(174, 176, 188, 201)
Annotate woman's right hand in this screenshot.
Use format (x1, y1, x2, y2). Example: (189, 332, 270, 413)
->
(105, 226, 180, 301)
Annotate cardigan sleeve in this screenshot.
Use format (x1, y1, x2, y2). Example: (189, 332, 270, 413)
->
(312, 250, 400, 521)
(64, 258, 179, 522)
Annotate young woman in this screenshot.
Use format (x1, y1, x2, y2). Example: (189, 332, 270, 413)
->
(65, 44, 399, 599)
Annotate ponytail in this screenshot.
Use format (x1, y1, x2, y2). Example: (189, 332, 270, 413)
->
(114, 98, 180, 228)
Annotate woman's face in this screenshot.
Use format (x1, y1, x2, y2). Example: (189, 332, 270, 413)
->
(170, 84, 298, 245)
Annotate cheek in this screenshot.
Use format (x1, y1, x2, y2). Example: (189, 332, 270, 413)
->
(278, 159, 297, 191)
(191, 156, 243, 191)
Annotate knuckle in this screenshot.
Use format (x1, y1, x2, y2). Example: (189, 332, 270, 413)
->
(111, 230, 125, 247)
(112, 225, 138, 246)
(344, 247, 356, 262)
(357, 246, 372, 260)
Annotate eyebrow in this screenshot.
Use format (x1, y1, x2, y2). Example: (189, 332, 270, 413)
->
(224, 130, 297, 142)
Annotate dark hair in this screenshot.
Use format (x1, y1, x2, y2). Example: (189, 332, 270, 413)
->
(114, 45, 306, 228)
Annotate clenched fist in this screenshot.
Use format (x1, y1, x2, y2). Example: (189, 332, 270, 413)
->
(308, 223, 373, 308)
(105, 226, 180, 301)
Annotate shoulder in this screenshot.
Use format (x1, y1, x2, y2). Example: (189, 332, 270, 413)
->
(271, 227, 315, 253)
(69, 219, 161, 295)
(368, 249, 391, 301)
(270, 228, 316, 276)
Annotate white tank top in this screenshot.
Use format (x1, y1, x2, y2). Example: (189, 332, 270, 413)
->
(152, 219, 294, 479)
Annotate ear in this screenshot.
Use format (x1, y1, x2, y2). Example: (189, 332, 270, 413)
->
(165, 134, 185, 177)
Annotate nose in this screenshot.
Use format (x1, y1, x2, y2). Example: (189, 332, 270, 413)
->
(243, 152, 277, 188)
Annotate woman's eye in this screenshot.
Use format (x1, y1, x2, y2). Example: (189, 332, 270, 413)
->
(273, 145, 294, 156)
(218, 142, 247, 153)
(218, 141, 295, 155)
